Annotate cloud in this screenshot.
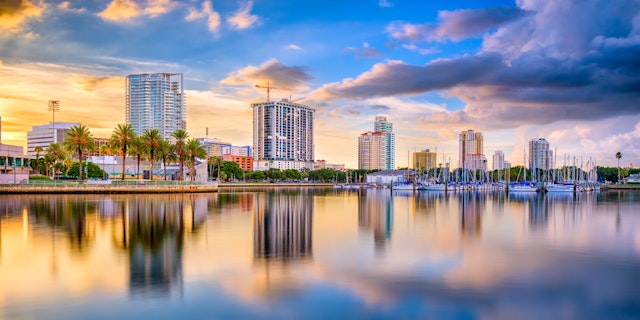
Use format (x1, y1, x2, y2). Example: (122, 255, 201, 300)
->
(285, 44, 302, 51)
(401, 44, 439, 55)
(227, 1, 259, 30)
(387, 7, 532, 43)
(220, 59, 312, 93)
(378, 0, 393, 8)
(344, 42, 385, 58)
(185, 0, 221, 34)
(98, 0, 177, 22)
(57, 1, 86, 13)
(0, 0, 46, 32)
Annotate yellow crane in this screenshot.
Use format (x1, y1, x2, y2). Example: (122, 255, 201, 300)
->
(255, 80, 290, 102)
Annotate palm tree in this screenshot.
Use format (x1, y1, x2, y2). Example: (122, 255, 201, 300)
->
(127, 137, 145, 180)
(155, 139, 173, 180)
(616, 151, 623, 183)
(209, 156, 223, 181)
(141, 129, 162, 180)
(111, 123, 137, 180)
(62, 125, 95, 180)
(172, 129, 189, 180)
(33, 146, 44, 174)
(185, 138, 207, 182)
(46, 143, 66, 179)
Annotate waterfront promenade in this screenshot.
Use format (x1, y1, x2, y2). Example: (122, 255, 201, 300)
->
(0, 181, 337, 194)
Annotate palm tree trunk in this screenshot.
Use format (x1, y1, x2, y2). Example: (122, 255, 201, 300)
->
(150, 157, 154, 181)
(79, 150, 83, 180)
(163, 158, 167, 180)
(121, 149, 126, 180)
(179, 157, 184, 180)
(137, 156, 141, 180)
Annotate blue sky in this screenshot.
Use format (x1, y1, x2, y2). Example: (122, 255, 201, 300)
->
(1, 0, 639, 168)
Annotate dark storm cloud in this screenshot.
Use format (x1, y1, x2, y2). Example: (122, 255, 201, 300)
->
(220, 59, 312, 90)
(387, 7, 533, 42)
(313, 0, 640, 126)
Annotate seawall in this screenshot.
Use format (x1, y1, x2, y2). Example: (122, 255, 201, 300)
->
(0, 184, 219, 194)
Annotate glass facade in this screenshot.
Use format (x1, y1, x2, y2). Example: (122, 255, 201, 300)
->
(126, 73, 185, 139)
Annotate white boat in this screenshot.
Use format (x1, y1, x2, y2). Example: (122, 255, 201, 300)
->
(509, 183, 538, 192)
(420, 183, 447, 191)
(392, 182, 414, 190)
(545, 183, 574, 193)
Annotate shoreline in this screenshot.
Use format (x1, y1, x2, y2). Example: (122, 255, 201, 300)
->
(0, 182, 335, 194)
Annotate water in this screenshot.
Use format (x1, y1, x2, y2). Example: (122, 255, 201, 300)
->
(0, 188, 639, 319)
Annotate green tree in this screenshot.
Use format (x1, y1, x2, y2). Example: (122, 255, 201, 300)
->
(32, 146, 44, 174)
(185, 138, 207, 181)
(46, 143, 66, 178)
(247, 170, 266, 181)
(155, 139, 174, 180)
(616, 152, 622, 183)
(172, 129, 189, 180)
(127, 137, 145, 180)
(67, 161, 107, 179)
(141, 128, 162, 180)
(62, 125, 95, 180)
(265, 168, 284, 181)
(221, 161, 243, 182)
(110, 123, 137, 180)
(284, 169, 302, 181)
(209, 156, 223, 181)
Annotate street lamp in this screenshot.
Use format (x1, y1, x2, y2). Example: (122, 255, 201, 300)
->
(48, 100, 60, 143)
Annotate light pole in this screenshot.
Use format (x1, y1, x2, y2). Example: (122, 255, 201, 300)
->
(48, 100, 60, 143)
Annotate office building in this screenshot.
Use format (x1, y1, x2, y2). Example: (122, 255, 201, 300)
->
(221, 145, 252, 157)
(493, 150, 505, 171)
(252, 99, 314, 170)
(126, 73, 185, 140)
(313, 160, 345, 171)
(26, 122, 79, 157)
(413, 149, 437, 171)
(529, 138, 553, 170)
(465, 154, 487, 171)
(374, 116, 395, 170)
(222, 154, 254, 172)
(459, 130, 484, 169)
(358, 131, 386, 170)
(198, 138, 231, 158)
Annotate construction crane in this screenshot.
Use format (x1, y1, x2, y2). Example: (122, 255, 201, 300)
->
(255, 80, 290, 102)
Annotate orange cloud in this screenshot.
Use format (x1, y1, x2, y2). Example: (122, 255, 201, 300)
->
(227, 1, 259, 30)
(0, 0, 46, 32)
(185, 0, 220, 34)
(98, 0, 176, 22)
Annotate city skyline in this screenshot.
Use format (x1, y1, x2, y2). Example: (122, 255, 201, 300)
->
(1, 0, 639, 168)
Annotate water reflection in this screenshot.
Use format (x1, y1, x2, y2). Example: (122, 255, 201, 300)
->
(358, 189, 393, 251)
(458, 192, 485, 238)
(0, 190, 638, 319)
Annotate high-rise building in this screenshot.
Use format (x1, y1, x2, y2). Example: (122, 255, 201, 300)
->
(459, 130, 484, 169)
(493, 150, 505, 170)
(126, 73, 185, 140)
(252, 99, 314, 170)
(529, 138, 553, 170)
(374, 116, 395, 170)
(358, 131, 386, 170)
(413, 149, 437, 171)
(26, 122, 79, 157)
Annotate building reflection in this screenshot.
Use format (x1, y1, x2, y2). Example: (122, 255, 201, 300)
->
(458, 192, 485, 238)
(358, 189, 393, 251)
(25, 195, 96, 253)
(529, 194, 549, 230)
(125, 196, 190, 297)
(253, 190, 313, 261)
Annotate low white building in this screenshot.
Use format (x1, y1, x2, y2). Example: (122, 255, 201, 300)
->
(365, 170, 415, 185)
(254, 160, 314, 171)
(0, 144, 30, 184)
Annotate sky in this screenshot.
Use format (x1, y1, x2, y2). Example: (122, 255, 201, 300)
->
(1, 0, 639, 169)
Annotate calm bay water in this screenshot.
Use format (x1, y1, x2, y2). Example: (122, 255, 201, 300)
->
(0, 188, 639, 319)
